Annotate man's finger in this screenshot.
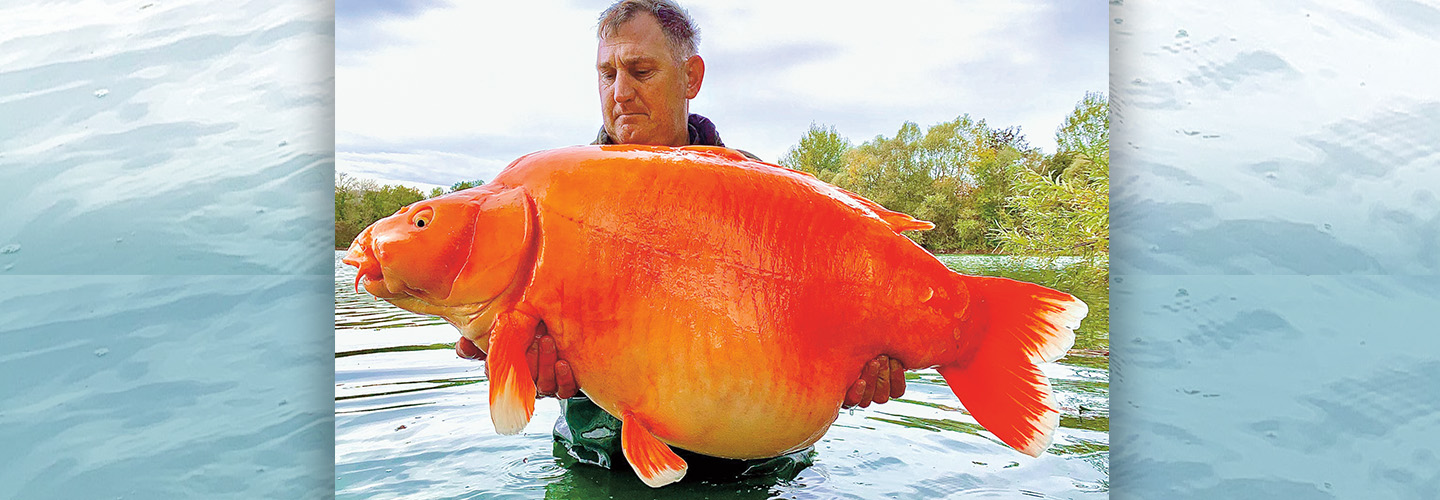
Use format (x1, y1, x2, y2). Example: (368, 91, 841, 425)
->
(536, 336, 558, 396)
(554, 360, 578, 399)
(528, 322, 548, 380)
(889, 358, 906, 399)
(859, 358, 879, 407)
(456, 337, 485, 360)
(873, 355, 891, 404)
(525, 338, 539, 377)
(844, 379, 866, 408)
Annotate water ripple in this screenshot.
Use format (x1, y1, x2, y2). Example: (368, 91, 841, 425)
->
(334, 253, 1108, 498)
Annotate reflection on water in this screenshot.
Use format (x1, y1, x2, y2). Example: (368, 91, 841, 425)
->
(334, 251, 1109, 498)
(1111, 0, 1440, 498)
(938, 255, 1112, 371)
(0, 0, 332, 496)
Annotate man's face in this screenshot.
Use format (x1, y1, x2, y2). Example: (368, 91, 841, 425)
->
(597, 13, 704, 146)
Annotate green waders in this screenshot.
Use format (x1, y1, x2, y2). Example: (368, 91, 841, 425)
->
(551, 394, 815, 481)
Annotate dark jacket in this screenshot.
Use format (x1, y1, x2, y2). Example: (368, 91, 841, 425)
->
(593, 113, 761, 161)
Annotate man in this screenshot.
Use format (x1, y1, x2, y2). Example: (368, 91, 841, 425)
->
(454, 0, 906, 479)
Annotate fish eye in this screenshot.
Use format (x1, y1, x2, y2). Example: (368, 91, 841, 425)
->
(411, 207, 434, 229)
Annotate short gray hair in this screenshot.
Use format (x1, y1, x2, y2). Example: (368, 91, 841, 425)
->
(598, 0, 700, 61)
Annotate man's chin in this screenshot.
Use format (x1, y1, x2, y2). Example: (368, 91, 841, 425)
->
(609, 121, 664, 143)
(610, 129, 646, 144)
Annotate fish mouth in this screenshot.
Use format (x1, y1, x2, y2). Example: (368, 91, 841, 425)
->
(342, 240, 498, 349)
(350, 262, 435, 304)
(360, 274, 407, 300)
(342, 240, 397, 298)
(342, 230, 505, 353)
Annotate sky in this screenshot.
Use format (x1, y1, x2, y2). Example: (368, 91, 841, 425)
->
(336, 0, 1108, 192)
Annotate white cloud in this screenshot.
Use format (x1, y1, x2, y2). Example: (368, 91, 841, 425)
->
(337, 0, 1107, 185)
(337, 2, 600, 145)
(337, 150, 510, 193)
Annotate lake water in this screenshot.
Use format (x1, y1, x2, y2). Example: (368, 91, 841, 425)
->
(1111, 1, 1440, 498)
(334, 251, 1109, 499)
(0, 0, 334, 497)
(12, 0, 1431, 497)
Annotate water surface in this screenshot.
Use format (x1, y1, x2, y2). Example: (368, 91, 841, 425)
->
(1110, 0, 1440, 497)
(334, 252, 1109, 499)
(0, 0, 334, 496)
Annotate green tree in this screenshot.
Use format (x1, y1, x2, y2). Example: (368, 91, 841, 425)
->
(957, 144, 1025, 251)
(779, 123, 851, 184)
(451, 179, 485, 192)
(776, 103, 1107, 261)
(335, 173, 379, 248)
(829, 116, 1029, 253)
(333, 174, 427, 248)
(997, 92, 1110, 285)
(334, 174, 497, 248)
(838, 121, 929, 213)
(912, 179, 965, 250)
(1056, 91, 1108, 157)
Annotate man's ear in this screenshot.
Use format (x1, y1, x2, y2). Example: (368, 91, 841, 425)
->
(684, 54, 705, 99)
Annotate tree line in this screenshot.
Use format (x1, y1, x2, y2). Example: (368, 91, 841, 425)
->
(334, 177, 484, 248)
(335, 92, 1107, 282)
(778, 92, 1108, 283)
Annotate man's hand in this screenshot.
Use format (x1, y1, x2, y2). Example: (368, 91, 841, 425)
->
(454, 335, 487, 360)
(454, 322, 578, 399)
(843, 355, 906, 408)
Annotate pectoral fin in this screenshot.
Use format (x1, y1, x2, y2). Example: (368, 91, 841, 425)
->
(620, 411, 687, 488)
(487, 311, 539, 435)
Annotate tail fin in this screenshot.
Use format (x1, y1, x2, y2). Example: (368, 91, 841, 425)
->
(938, 277, 1087, 457)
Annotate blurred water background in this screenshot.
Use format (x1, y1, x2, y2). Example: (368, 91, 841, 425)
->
(5, 0, 1437, 498)
(335, 252, 1109, 499)
(0, 0, 334, 497)
(1110, 0, 1440, 498)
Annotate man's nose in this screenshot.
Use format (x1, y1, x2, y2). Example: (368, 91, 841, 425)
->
(612, 72, 636, 102)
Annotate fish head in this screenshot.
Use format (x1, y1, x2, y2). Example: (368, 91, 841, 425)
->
(343, 186, 537, 345)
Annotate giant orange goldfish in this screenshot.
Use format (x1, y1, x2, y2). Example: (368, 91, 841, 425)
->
(343, 145, 1087, 487)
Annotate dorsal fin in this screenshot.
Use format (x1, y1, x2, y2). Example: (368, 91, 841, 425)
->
(834, 187, 936, 233)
